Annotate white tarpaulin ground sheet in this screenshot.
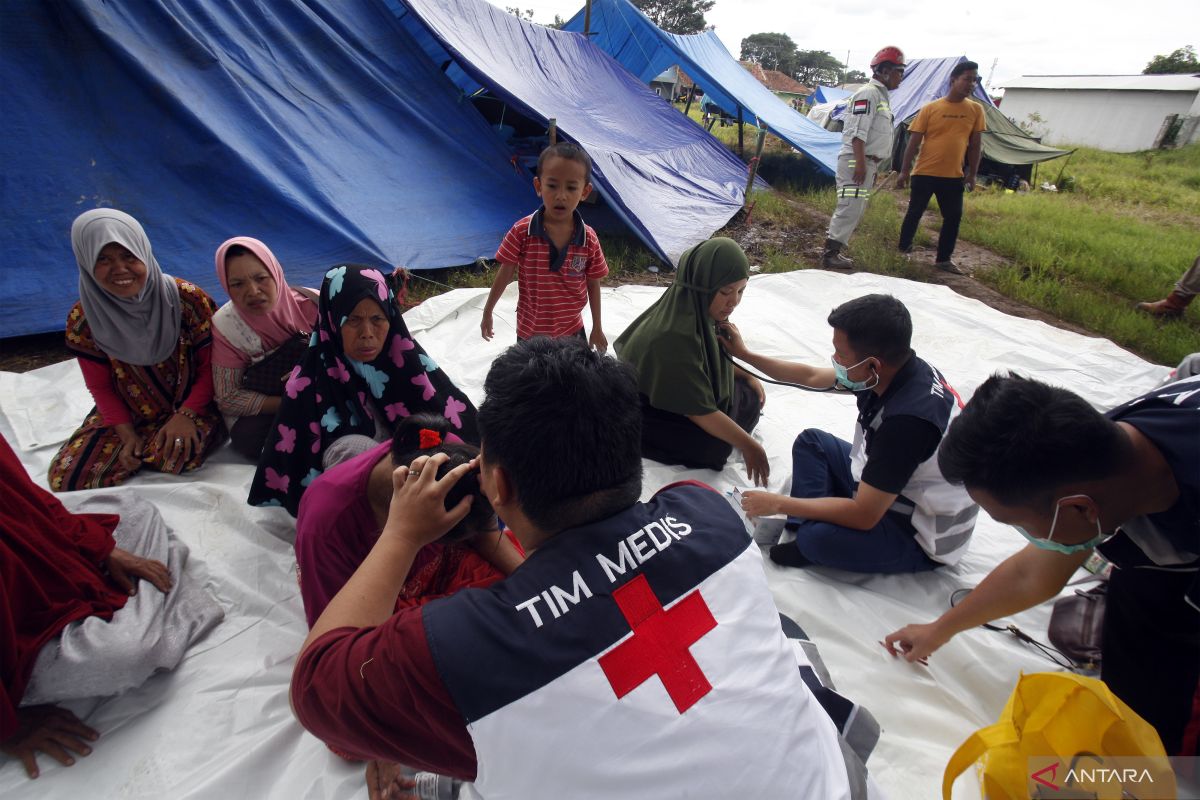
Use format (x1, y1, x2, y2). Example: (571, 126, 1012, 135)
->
(0, 271, 1169, 799)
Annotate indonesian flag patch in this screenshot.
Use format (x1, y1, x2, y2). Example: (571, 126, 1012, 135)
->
(852, 98, 870, 115)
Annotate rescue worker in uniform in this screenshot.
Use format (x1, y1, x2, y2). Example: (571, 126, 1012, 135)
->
(823, 47, 906, 270)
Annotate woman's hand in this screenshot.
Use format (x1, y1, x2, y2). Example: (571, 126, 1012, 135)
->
(741, 439, 770, 487)
(114, 423, 143, 472)
(152, 412, 200, 466)
(366, 760, 409, 800)
(741, 490, 782, 517)
(0, 705, 99, 779)
(383, 453, 476, 549)
(106, 547, 173, 595)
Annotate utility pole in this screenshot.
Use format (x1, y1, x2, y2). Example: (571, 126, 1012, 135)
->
(584, 0, 592, 36)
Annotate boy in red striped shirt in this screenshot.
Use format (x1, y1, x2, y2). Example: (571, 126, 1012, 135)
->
(481, 143, 609, 350)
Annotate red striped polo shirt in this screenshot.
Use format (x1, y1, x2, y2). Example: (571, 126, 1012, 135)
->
(495, 208, 609, 339)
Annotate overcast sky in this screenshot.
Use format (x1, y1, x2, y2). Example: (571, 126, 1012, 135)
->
(484, 0, 1198, 91)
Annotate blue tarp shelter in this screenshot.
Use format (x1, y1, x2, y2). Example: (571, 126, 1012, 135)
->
(888, 57, 993, 125)
(0, 0, 536, 338)
(386, 0, 752, 266)
(814, 85, 851, 105)
(563, 0, 841, 176)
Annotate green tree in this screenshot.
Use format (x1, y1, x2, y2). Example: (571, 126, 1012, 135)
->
(794, 50, 844, 86)
(632, 0, 714, 35)
(843, 69, 868, 84)
(549, 14, 567, 30)
(740, 32, 800, 75)
(505, 6, 535, 21)
(1143, 45, 1200, 74)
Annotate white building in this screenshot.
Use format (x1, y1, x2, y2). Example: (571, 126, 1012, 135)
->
(650, 66, 681, 102)
(998, 74, 1200, 152)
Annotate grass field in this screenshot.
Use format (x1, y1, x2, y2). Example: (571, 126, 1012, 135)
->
(958, 145, 1200, 366)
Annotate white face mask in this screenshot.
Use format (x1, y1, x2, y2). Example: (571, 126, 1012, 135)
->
(830, 355, 878, 392)
(1014, 494, 1110, 555)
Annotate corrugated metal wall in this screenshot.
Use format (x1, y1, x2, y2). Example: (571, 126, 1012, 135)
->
(1000, 88, 1200, 151)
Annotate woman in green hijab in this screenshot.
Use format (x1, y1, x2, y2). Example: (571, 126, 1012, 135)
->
(614, 238, 768, 485)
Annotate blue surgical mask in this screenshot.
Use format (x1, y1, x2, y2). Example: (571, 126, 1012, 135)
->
(830, 355, 878, 392)
(1015, 495, 1109, 554)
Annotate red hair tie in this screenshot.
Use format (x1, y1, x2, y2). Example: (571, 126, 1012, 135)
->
(418, 428, 442, 450)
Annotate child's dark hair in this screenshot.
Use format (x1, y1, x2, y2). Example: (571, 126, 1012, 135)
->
(537, 142, 593, 184)
(224, 243, 252, 264)
(390, 413, 495, 543)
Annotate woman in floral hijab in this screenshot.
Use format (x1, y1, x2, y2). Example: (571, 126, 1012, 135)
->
(248, 265, 477, 515)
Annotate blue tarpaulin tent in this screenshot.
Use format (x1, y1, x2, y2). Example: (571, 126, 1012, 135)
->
(0, 0, 537, 338)
(563, 0, 841, 175)
(1, 0, 756, 339)
(813, 86, 851, 105)
(386, 0, 753, 266)
(888, 57, 993, 125)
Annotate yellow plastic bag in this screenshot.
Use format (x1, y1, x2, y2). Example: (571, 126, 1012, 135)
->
(942, 672, 1176, 799)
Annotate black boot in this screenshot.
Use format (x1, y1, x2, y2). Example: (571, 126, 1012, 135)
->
(822, 239, 854, 270)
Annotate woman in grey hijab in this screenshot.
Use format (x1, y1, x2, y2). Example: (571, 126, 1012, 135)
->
(47, 209, 225, 491)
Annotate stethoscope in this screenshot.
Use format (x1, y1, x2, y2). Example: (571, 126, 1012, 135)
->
(714, 323, 867, 394)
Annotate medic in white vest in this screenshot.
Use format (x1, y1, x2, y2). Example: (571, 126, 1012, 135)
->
(291, 338, 881, 799)
(730, 293, 978, 573)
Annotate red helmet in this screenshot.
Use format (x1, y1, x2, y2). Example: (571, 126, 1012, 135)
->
(871, 46, 906, 69)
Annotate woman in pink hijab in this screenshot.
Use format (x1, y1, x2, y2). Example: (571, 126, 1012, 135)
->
(211, 237, 318, 459)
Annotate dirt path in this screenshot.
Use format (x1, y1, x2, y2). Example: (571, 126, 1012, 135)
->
(724, 192, 1097, 338)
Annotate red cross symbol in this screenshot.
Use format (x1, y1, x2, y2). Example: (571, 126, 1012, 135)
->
(598, 574, 718, 714)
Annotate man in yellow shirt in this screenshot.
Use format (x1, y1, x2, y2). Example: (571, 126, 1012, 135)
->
(896, 60, 986, 275)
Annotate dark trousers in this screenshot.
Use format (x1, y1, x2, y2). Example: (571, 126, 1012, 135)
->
(1102, 564, 1200, 755)
(898, 175, 965, 263)
(784, 428, 938, 574)
(517, 327, 585, 343)
(229, 413, 275, 461)
(640, 377, 761, 471)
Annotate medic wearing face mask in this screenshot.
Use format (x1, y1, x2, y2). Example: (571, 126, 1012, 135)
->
(885, 373, 1200, 756)
(720, 294, 977, 575)
(830, 353, 880, 392)
(1013, 493, 1110, 554)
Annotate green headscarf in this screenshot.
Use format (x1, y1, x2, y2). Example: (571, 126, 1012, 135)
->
(614, 237, 750, 416)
